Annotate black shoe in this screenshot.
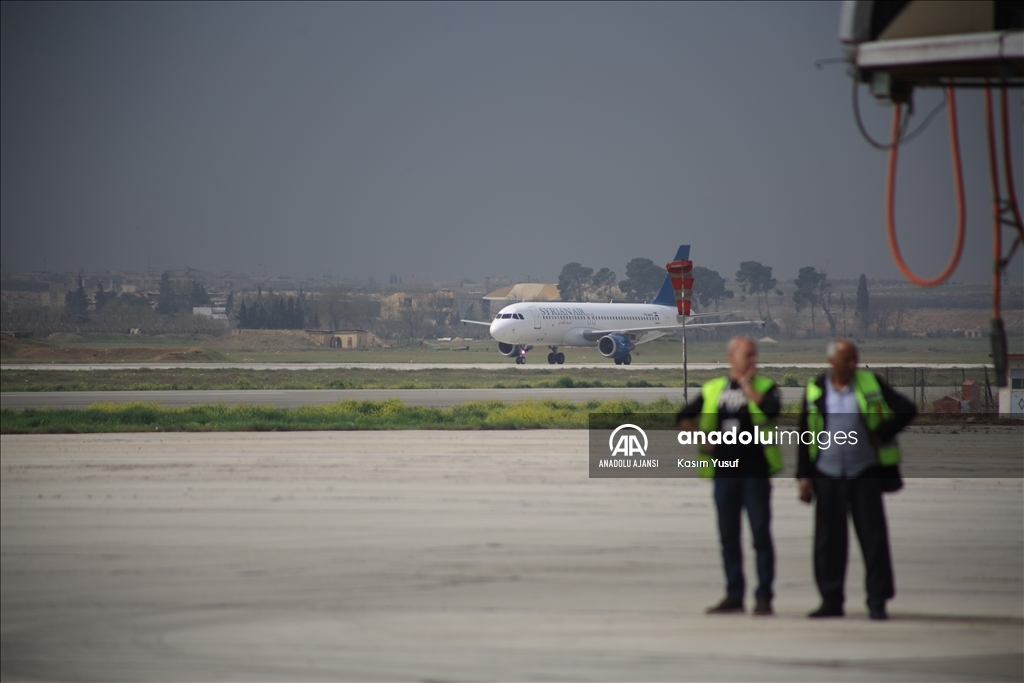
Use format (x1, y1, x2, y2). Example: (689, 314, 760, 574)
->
(706, 596, 745, 614)
(753, 598, 773, 616)
(869, 603, 888, 620)
(808, 603, 844, 618)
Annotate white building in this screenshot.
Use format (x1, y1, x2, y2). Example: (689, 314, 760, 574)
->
(193, 306, 228, 320)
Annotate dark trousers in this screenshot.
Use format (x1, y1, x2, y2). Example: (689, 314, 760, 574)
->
(713, 477, 774, 602)
(813, 475, 895, 609)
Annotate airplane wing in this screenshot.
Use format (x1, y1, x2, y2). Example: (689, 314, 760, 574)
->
(688, 310, 744, 318)
(583, 319, 763, 341)
(460, 319, 492, 326)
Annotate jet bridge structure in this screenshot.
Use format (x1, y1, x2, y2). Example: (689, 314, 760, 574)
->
(839, 0, 1023, 386)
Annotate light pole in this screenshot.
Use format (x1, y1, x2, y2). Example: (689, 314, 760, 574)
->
(667, 259, 694, 403)
(678, 312, 688, 403)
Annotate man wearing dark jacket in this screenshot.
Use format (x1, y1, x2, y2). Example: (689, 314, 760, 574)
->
(797, 339, 916, 620)
(678, 336, 782, 616)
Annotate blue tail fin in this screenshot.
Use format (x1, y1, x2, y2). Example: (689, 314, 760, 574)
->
(651, 244, 690, 306)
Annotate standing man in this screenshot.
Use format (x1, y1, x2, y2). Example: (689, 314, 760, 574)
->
(678, 336, 782, 615)
(797, 339, 916, 620)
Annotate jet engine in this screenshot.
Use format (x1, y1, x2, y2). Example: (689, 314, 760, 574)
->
(497, 342, 521, 357)
(598, 334, 635, 359)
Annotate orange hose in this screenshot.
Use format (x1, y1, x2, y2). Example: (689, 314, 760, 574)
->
(885, 87, 966, 287)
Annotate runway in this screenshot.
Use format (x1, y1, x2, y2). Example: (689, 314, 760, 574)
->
(2, 387, 688, 409)
(0, 386, 814, 409)
(2, 431, 1021, 681)
(1, 361, 989, 371)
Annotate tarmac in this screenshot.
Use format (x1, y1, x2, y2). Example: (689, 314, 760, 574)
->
(2, 431, 1021, 682)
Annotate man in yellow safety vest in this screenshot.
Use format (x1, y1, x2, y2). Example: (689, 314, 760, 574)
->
(797, 339, 916, 620)
(677, 336, 782, 616)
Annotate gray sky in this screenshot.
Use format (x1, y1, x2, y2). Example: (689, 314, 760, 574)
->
(2, 1, 1021, 284)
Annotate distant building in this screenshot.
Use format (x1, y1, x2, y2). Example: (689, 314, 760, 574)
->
(308, 329, 383, 349)
(192, 306, 228, 320)
(998, 354, 1024, 417)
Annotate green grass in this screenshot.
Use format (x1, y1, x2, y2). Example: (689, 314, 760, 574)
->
(3, 397, 1009, 434)
(0, 363, 997, 393)
(3, 333, 1013, 365)
(0, 398, 682, 433)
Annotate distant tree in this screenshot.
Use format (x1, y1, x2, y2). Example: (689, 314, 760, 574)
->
(873, 297, 894, 337)
(187, 280, 211, 309)
(64, 275, 89, 316)
(320, 286, 348, 331)
(318, 286, 379, 331)
(236, 289, 315, 330)
(855, 274, 870, 332)
(734, 261, 777, 318)
(157, 272, 179, 315)
(225, 291, 234, 317)
(792, 267, 823, 337)
(557, 262, 593, 302)
(691, 266, 733, 312)
(819, 277, 837, 337)
(840, 291, 848, 337)
(778, 307, 801, 340)
(619, 257, 665, 303)
(401, 298, 426, 339)
(792, 266, 838, 338)
(591, 267, 617, 300)
(94, 281, 109, 312)
(890, 297, 908, 337)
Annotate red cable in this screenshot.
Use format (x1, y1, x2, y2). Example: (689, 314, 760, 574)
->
(885, 87, 966, 287)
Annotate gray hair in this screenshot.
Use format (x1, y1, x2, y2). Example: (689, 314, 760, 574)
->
(728, 335, 757, 356)
(827, 339, 859, 361)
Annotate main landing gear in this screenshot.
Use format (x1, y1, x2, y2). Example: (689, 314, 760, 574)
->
(614, 354, 632, 365)
(546, 347, 565, 365)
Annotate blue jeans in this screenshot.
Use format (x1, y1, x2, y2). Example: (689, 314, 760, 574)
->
(713, 477, 774, 602)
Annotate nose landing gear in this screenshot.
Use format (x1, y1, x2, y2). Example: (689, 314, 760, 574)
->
(515, 345, 534, 364)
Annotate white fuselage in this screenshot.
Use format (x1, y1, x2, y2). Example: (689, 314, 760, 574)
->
(488, 301, 679, 348)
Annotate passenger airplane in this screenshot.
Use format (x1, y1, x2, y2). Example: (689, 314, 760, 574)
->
(463, 245, 761, 364)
